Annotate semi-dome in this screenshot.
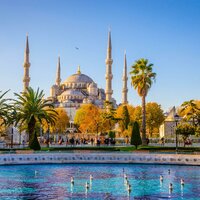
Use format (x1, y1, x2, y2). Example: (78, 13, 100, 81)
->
(60, 89, 85, 97)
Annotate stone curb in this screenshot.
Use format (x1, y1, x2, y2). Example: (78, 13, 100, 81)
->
(0, 153, 200, 166)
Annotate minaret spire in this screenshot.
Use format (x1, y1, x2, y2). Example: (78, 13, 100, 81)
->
(122, 51, 128, 104)
(105, 30, 113, 102)
(56, 56, 61, 86)
(23, 34, 31, 92)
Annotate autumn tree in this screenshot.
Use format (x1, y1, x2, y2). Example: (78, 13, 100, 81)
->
(74, 104, 102, 134)
(42, 107, 69, 134)
(116, 104, 135, 132)
(132, 106, 142, 126)
(146, 102, 165, 137)
(101, 101, 118, 131)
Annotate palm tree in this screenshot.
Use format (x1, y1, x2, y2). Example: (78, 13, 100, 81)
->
(0, 90, 11, 126)
(180, 100, 200, 126)
(13, 87, 58, 150)
(130, 59, 156, 145)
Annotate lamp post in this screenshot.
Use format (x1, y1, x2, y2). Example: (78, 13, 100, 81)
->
(174, 114, 180, 152)
(10, 111, 15, 149)
(47, 124, 50, 148)
(11, 125, 13, 149)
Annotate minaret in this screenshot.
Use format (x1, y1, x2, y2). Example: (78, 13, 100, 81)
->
(122, 51, 128, 104)
(105, 31, 113, 102)
(55, 56, 61, 86)
(23, 34, 31, 92)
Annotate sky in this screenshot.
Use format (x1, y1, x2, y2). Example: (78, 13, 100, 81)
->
(0, 0, 200, 111)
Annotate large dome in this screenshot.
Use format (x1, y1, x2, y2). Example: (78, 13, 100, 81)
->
(64, 73, 93, 84)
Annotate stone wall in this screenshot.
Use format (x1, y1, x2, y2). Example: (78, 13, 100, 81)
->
(0, 153, 200, 166)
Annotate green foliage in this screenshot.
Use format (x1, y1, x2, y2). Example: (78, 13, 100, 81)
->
(130, 58, 156, 145)
(131, 121, 142, 149)
(0, 90, 12, 126)
(180, 100, 200, 126)
(108, 131, 116, 138)
(122, 105, 130, 130)
(176, 123, 195, 145)
(29, 131, 41, 150)
(130, 59, 156, 97)
(102, 101, 119, 131)
(195, 126, 200, 137)
(13, 87, 58, 150)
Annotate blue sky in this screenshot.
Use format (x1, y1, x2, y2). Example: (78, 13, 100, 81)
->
(0, 0, 200, 111)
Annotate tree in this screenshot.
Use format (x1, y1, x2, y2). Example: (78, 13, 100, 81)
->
(130, 59, 156, 145)
(180, 100, 200, 126)
(146, 102, 165, 137)
(176, 123, 195, 147)
(42, 107, 69, 134)
(116, 104, 132, 132)
(122, 105, 130, 130)
(130, 121, 142, 149)
(102, 101, 118, 131)
(132, 106, 142, 126)
(13, 87, 58, 150)
(74, 104, 102, 134)
(0, 90, 11, 126)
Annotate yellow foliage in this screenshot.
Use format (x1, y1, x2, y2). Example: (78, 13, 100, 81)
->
(115, 104, 135, 122)
(42, 108, 69, 133)
(74, 104, 104, 133)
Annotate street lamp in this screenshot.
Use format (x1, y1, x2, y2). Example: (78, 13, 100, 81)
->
(174, 114, 180, 152)
(47, 124, 50, 148)
(11, 125, 13, 149)
(10, 111, 15, 149)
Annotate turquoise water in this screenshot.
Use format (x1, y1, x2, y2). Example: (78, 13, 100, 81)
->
(0, 164, 199, 199)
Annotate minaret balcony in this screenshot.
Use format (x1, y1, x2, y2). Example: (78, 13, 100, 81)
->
(105, 74, 113, 79)
(105, 59, 113, 65)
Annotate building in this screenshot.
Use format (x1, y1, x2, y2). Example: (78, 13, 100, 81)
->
(48, 31, 128, 124)
(159, 107, 177, 138)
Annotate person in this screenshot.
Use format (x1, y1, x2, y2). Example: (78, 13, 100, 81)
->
(160, 137, 165, 146)
(70, 137, 75, 147)
(146, 138, 149, 145)
(58, 137, 63, 145)
(66, 138, 69, 146)
(22, 140, 25, 148)
(97, 138, 101, 146)
(91, 138, 94, 146)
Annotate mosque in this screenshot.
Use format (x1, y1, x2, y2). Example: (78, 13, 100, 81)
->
(22, 31, 129, 124)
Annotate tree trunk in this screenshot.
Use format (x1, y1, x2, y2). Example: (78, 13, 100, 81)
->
(28, 116, 36, 147)
(142, 95, 147, 145)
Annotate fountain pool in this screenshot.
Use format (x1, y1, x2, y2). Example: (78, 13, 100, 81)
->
(0, 164, 199, 199)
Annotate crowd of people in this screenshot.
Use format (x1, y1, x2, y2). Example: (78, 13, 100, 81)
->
(40, 136, 117, 147)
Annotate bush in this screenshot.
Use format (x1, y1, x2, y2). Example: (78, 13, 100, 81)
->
(29, 131, 41, 150)
(131, 121, 142, 149)
(108, 131, 116, 138)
